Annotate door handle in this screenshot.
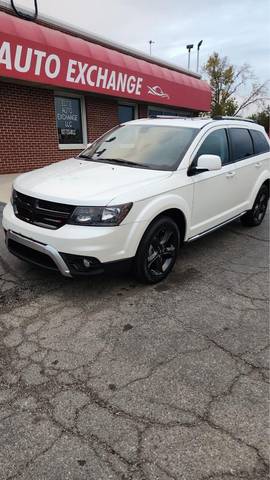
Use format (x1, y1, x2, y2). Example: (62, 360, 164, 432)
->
(226, 171, 236, 178)
(255, 162, 262, 168)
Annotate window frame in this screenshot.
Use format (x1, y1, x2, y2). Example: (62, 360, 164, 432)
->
(147, 105, 195, 118)
(54, 91, 87, 150)
(189, 126, 233, 172)
(118, 101, 138, 123)
(227, 127, 255, 163)
(249, 129, 270, 156)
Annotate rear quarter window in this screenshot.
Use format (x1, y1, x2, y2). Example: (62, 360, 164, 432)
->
(250, 130, 270, 155)
(229, 128, 254, 161)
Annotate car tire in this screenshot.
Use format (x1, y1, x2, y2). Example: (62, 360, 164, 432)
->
(135, 216, 180, 284)
(241, 184, 269, 227)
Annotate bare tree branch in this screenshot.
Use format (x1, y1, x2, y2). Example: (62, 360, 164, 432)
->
(234, 81, 269, 115)
(203, 52, 270, 116)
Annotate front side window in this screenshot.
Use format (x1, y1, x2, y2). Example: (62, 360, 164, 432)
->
(54, 96, 83, 145)
(229, 128, 253, 161)
(78, 124, 198, 171)
(250, 130, 270, 155)
(196, 129, 229, 165)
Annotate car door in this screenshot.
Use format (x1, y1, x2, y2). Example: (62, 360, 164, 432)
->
(188, 127, 243, 238)
(228, 128, 270, 212)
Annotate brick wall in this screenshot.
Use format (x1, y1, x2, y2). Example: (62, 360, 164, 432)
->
(0, 82, 121, 174)
(85, 96, 119, 142)
(139, 104, 148, 118)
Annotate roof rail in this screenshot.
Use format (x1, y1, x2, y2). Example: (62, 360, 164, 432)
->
(212, 116, 256, 124)
(149, 115, 211, 120)
(149, 115, 188, 119)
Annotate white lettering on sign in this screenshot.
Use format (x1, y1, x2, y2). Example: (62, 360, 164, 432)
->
(0, 41, 12, 69)
(86, 65, 97, 86)
(75, 61, 88, 84)
(107, 70, 116, 90)
(66, 59, 77, 82)
(0, 40, 144, 97)
(127, 75, 136, 94)
(96, 67, 109, 88)
(64, 59, 143, 95)
(14, 45, 33, 72)
(45, 54, 61, 78)
(33, 49, 46, 75)
(117, 72, 127, 92)
(136, 77, 143, 95)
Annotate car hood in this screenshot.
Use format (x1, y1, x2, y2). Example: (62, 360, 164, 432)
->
(14, 158, 171, 206)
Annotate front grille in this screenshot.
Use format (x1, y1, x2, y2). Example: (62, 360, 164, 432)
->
(13, 191, 75, 229)
(8, 239, 58, 271)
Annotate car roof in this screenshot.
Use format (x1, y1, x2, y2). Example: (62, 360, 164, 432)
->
(124, 117, 265, 131)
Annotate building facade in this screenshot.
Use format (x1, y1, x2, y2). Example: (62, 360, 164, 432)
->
(0, 5, 211, 174)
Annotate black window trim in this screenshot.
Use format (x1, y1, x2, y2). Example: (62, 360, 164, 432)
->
(249, 129, 270, 158)
(227, 127, 255, 164)
(224, 128, 233, 165)
(188, 126, 233, 175)
(188, 125, 269, 176)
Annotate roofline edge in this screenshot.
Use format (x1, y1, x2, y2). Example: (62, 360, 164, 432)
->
(0, 0, 202, 80)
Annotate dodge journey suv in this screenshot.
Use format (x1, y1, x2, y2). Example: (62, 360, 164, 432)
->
(2, 116, 270, 283)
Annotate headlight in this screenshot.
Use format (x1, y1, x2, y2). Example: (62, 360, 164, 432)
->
(10, 187, 15, 205)
(11, 188, 18, 211)
(68, 203, 133, 226)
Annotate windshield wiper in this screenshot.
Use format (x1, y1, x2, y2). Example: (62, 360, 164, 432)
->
(78, 154, 92, 160)
(78, 156, 150, 169)
(97, 158, 151, 169)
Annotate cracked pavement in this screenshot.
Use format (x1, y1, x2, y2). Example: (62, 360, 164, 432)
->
(0, 202, 269, 479)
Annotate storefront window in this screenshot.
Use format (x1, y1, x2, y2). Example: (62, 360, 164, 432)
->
(118, 104, 135, 123)
(148, 106, 195, 117)
(54, 96, 84, 145)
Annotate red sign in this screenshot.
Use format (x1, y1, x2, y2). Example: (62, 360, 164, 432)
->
(0, 12, 211, 111)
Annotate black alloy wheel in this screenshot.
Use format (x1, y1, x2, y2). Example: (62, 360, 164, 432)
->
(241, 184, 269, 227)
(135, 216, 180, 284)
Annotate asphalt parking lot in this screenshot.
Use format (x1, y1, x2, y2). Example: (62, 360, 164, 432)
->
(0, 202, 269, 480)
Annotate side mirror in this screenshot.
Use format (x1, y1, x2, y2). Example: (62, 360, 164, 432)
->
(196, 154, 222, 171)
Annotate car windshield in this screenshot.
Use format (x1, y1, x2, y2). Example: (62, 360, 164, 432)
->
(78, 124, 198, 171)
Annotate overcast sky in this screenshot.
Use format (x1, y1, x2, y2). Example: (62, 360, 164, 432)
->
(7, 0, 270, 89)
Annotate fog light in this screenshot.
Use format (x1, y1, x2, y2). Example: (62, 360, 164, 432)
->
(83, 258, 92, 268)
(61, 253, 101, 273)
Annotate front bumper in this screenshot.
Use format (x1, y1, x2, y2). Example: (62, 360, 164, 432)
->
(2, 202, 143, 277)
(6, 229, 72, 277)
(5, 229, 134, 277)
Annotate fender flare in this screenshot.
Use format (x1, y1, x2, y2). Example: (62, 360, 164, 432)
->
(136, 194, 190, 230)
(249, 171, 270, 209)
(123, 194, 190, 257)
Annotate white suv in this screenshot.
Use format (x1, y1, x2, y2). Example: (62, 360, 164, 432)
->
(2, 116, 270, 283)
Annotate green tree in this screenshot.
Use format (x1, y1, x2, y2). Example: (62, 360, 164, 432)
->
(203, 52, 268, 117)
(250, 106, 270, 133)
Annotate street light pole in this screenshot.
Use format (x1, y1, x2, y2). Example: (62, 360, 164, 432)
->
(149, 40, 155, 56)
(196, 40, 203, 72)
(186, 44, 194, 70)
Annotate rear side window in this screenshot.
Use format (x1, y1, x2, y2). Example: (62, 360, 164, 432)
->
(196, 128, 229, 165)
(229, 128, 253, 161)
(250, 130, 270, 154)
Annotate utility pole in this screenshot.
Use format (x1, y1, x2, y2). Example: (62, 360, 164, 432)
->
(186, 44, 194, 70)
(149, 40, 155, 56)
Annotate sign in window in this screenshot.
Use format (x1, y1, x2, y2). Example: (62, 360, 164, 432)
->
(54, 96, 83, 144)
